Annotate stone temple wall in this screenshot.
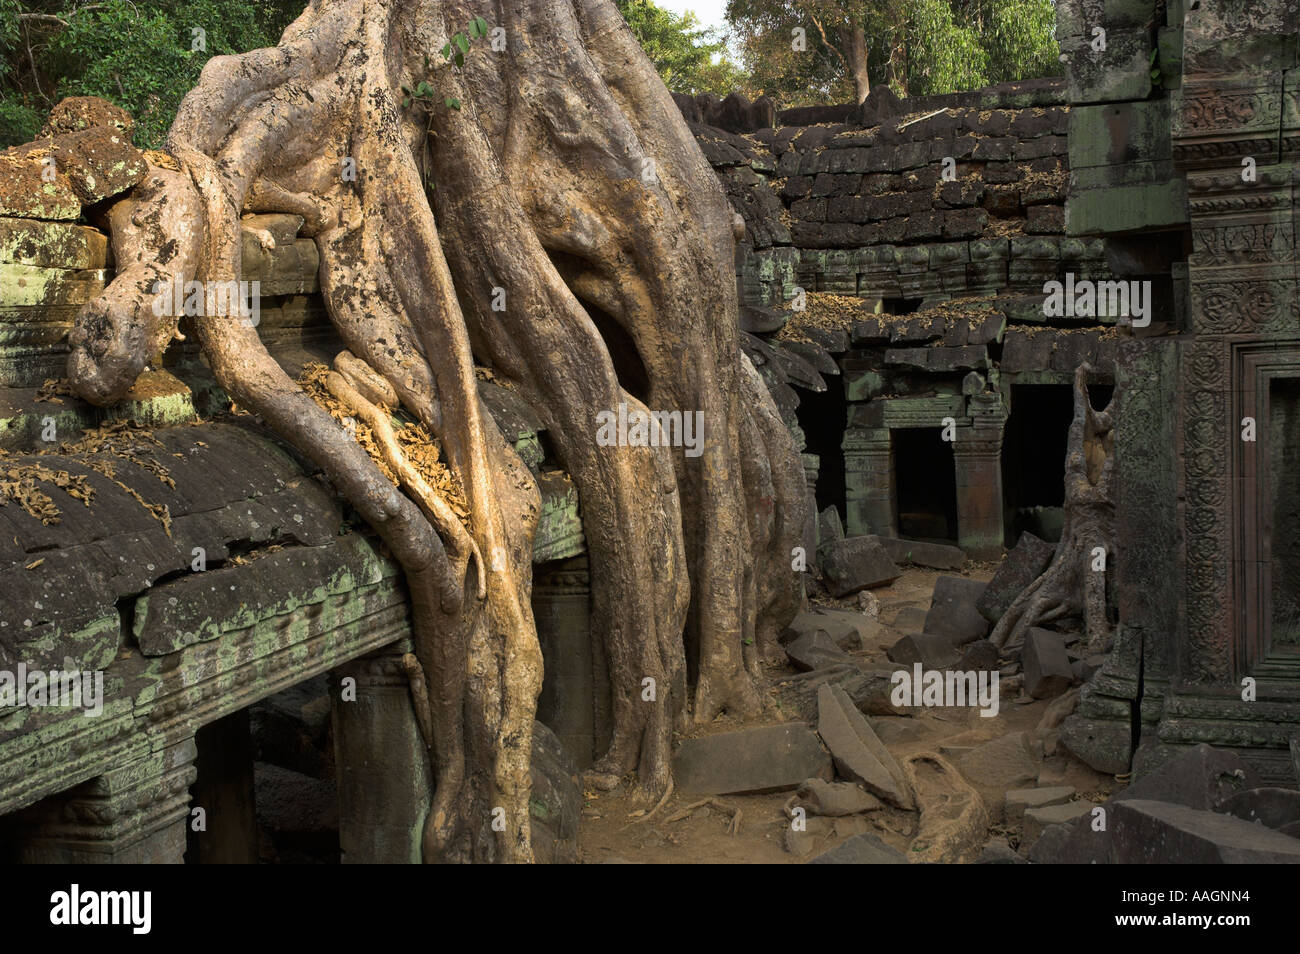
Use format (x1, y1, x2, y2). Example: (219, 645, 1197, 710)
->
(686, 78, 1137, 561)
(0, 110, 589, 860)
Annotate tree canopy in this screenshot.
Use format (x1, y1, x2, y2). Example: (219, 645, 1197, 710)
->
(0, 0, 302, 148)
(725, 0, 1061, 105)
(614, 0, 747, 96)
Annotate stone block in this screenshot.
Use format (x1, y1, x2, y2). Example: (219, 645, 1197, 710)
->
(957, 732, 1040, 790)
(1023, 800, 1095, 846)
(1111, 800, 1300, 864)
(1068, 100, 1172, 170)
(817, 683, 914, 809)
(1061, 30, 1153, 104)
(923, 575, 990, 645)
(886, 632, 960, 669)
(40, 125, 147, 205)
(1026, 205, 1064, 234)
(821, 537, 901, 597)
(808, 833, 908, 864)
(1217, 788, 1300, 831)
(978, 531, 1055, 621)
(673, 723, 832, 795)
(817, 506, 845, 553)
(1005, 785, 1076, 821)
(785, 629, 852, 672)
(859, 534, 965, 570)
(0, 153, 80, 219)
(790, 778, 883, 817)
(1028, 744, 1262, 863)
(956, 639, 999, 672)
(0, 217, 109, 269)
(1021, 628, 1073, 699)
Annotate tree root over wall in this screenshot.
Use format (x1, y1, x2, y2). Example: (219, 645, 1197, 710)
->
(66, 0, 805, 862)
(991, 363, 1116, 655)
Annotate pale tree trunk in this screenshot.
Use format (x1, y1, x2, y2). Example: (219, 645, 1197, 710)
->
(66, 0, 805, 862)
(846, 24, 870, 103)
(990, 364, 1117, 655)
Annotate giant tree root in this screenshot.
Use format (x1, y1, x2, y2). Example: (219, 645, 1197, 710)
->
(67, 0, 805, 862)
(990, 363, 1117, 655)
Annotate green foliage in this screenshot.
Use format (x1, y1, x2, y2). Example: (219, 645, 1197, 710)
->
(726, 0, 1062, 106)
(906, 0, 988, 96)
(615, 0, 747, 96)
(0, 1, 302, 149)
(402, 17, 493, 112)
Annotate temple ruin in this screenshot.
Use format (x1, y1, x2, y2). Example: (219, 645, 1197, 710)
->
(0, 0, 1298, 865)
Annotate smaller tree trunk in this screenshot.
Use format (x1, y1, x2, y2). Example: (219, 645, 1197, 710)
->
(990, 364, 1117, 654)
(847, 25, 870, 103)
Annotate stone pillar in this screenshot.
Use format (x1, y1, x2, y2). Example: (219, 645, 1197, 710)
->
(843, 427, 895, 537)
(953, 393, 1008, 560)
(15, 739, 197, 863)
(189, 709, 258, 863)
(330, 643, 430, 864)
(533, 556, 609, 769)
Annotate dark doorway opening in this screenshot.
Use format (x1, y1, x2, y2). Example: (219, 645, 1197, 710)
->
(894, 427, 958, 541)
(1003, 382, 1113, 543)
(881, 297, 924, 315)
(797, 377, 848, 522)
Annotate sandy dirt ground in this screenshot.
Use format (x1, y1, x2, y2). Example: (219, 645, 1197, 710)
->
(578, 565, 1119, 864)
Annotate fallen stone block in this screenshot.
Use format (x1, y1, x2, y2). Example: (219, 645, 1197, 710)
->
(837, 668, 916, 717)
(41, 96, 135, 137)
(42, 126, 147, 205)
(817, 506, 845, 553)
(977, 532, 1055, 622)
(1029, 744, 1261, 863)
(886, 632, 960, 669)
(817, 683, 914, 809)
(1111, 799, 1300, 864)
(1021, 627, 1073, 699)
(923, 576, 990, 645)
(977, 838, 1028, 863)
(1071, 654, 1106, 683)
(808, 833, 908, 864)
(673, 723, 832, 795)
(821, 537, 901, 597)
(1023, 800, 1095, 846)
(893, 607, 928, 631)
(957, 731, 1041, 790)
(791, 778, 883, 817)
(785, 629, 852, 672)
(956, 639, 999, 672)
(1217, 788, 1300, 832)
(783, 607, 879, 651)
(861, 534, 965, 571)
(1005, 785, 1075, 822)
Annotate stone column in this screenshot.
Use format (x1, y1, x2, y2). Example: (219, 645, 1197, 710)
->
(533, 556, 609, 769)
(953, 393, 1008, 560)
(330, 642, 430, 864)
(15, 738, 197, 863)
(843, 427, 895, 537)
